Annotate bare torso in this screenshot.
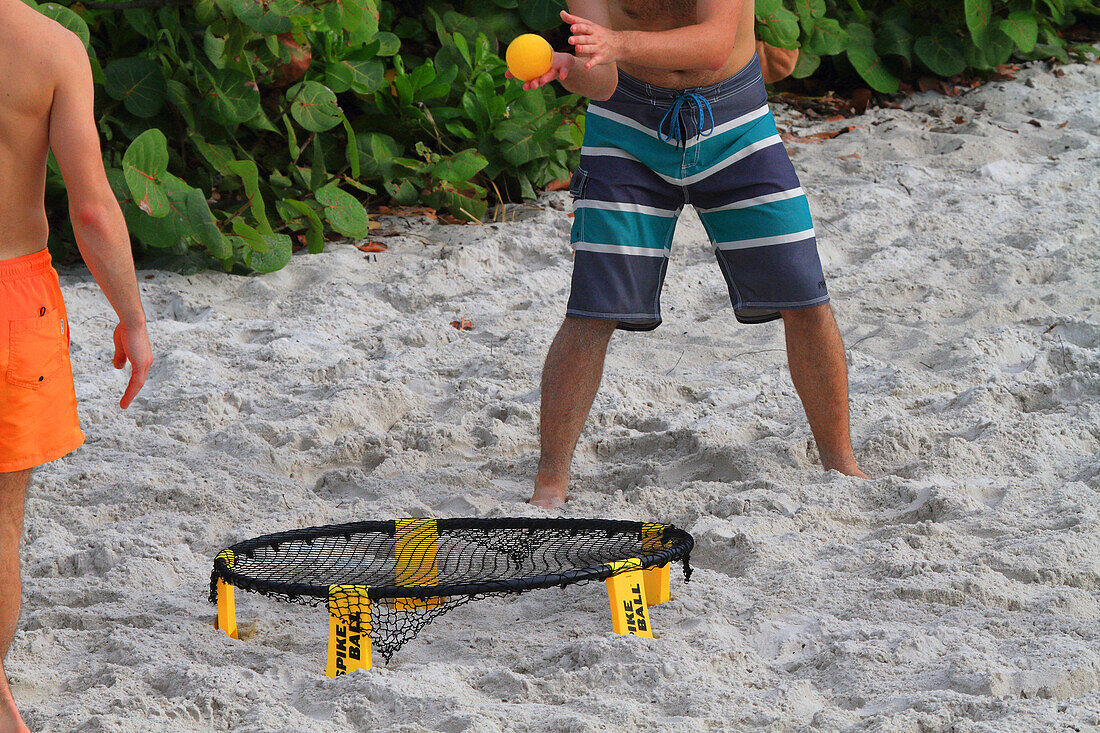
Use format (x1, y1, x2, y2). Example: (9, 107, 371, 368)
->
(610, 0, 756, 88)
(0, 1, 65, 260)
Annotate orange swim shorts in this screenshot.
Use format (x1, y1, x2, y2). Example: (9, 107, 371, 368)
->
(0, 249, 84, 472)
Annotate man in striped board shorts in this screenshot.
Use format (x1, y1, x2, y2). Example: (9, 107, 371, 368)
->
(512, 0, 867, 509)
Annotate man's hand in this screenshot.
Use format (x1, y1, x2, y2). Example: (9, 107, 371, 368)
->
(505, 52, 576, 91)
(562, 10, 621, 69)
(112, 322, 152, 409)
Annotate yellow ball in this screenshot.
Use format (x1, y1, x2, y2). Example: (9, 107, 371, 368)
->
(506, 34, 553, 82)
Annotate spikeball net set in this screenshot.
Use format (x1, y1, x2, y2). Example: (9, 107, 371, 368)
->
(210, 517, 694, 676)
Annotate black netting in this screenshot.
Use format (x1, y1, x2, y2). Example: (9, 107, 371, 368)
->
(210, 518, 693, 662)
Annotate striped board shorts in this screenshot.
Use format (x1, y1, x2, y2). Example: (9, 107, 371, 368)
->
(566, 55, 829, 330)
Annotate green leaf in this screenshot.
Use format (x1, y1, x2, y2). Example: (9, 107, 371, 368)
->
(423, 184, 487, 222)
(309, 135, 327, 192)
(791, 51, 821, 79)
(914, 32, 968, 77)
(846, 24, 900, 93)
(104, 57, 167, 119)
(755, 0, 801, 49)
(230, 0, 293, 33)
(964, 0, 993, 43)
(288, 81, 343, 132)
(279, 199, 326, 254)
(122, 129, 170, 218)
(385, 179, 419, 205)
(433, 149, 488, 182)
(807, 18, 846, 56)
(189, 133, 236, 177)
(375, 32, 401, 56)
(1028, 41, 1070, 63)
(243, 231, 292, 273)
(203, 27, 228, 68)
(875, 20, 914, 61)
(998, 12, 1039, 53)
(225, 159, 274, 237)
(518, 0, 566, 30)
(165, 79, 196, 127)
(967, 26, 1014, 69)
(105, 168, 129, 203)
(793, 0, 825, 28)
(124, 202, 188, 251)
(342, 0, 379, 44)
(184, 189, 231, 260)
(326, 55, 385, 95)
(1039, 0, 1067, 25)
(493, 114, 555, 166)
(315, 184, 371, 238)
(204, 69, 261, 125)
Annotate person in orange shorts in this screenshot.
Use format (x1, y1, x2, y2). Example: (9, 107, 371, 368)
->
(1, 3, 153, 730)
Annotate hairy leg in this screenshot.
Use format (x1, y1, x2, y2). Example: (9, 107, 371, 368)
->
(780, 304, 867, 478)
(0, 469, 31, 733)
(530, 317, 617, 509)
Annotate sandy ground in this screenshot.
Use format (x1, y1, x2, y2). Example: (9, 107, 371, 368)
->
(8, 60, 1099, 732)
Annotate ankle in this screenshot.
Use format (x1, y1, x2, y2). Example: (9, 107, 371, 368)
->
(818, 448, 856, 471)
(534, 461, 569, 491)
(532, 475, 568, 496)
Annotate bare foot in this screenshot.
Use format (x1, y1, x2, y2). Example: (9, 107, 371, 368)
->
(527, 487, 568, 510)
(823, 457, 869, 479)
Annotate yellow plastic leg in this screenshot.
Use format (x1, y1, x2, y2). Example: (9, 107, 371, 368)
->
(639, 523, 672, 607)
(395, 518, 442, 610)
(216, 578, 238, 640)
(605, 560, 653, 638)
(643, 564, 671, 606)
(327, 586, 373, 677)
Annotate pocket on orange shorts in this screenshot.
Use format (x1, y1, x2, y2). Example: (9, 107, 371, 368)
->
(6, 308, 66, 390)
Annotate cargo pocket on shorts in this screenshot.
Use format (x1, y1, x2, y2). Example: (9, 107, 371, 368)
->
(6, 308, 66, 390)
(569, 167, 589, 200)
(569, 168, 589, 246)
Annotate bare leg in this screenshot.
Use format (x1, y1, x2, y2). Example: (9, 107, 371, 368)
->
(780, 304, 867, 478)
(0, 469, 31, 733)
(529, 317, 617, 509)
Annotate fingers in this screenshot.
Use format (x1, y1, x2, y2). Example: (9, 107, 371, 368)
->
(113, 322, 152, 409)
(112, 327, 126, 369)
(534, 67, 559, 87)
(119, 366, 147, 410)
(523, 62, 565, 91)
(560, 10, 587, 24)
(119, 352, 151, 410)
(584, 53, 609, 70)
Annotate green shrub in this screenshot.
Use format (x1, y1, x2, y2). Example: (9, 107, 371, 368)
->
(31, 0, 1095, 273)
(761, 0, 1099, 92)
(34, 0, 581, 273)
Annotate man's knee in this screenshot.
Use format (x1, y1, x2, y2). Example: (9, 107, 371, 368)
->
(561, 315, 617, 342)
(780, 303, 834, 329)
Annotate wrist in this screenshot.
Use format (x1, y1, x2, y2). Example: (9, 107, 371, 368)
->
(611, 30, 631, 64)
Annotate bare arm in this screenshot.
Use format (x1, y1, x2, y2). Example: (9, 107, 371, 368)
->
(508, 0, 617, 101)
(49, 32, 151, 408)
(566, 0, 743, 72)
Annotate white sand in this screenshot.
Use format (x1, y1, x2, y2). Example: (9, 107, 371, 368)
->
(9, 60, 1099, 732)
